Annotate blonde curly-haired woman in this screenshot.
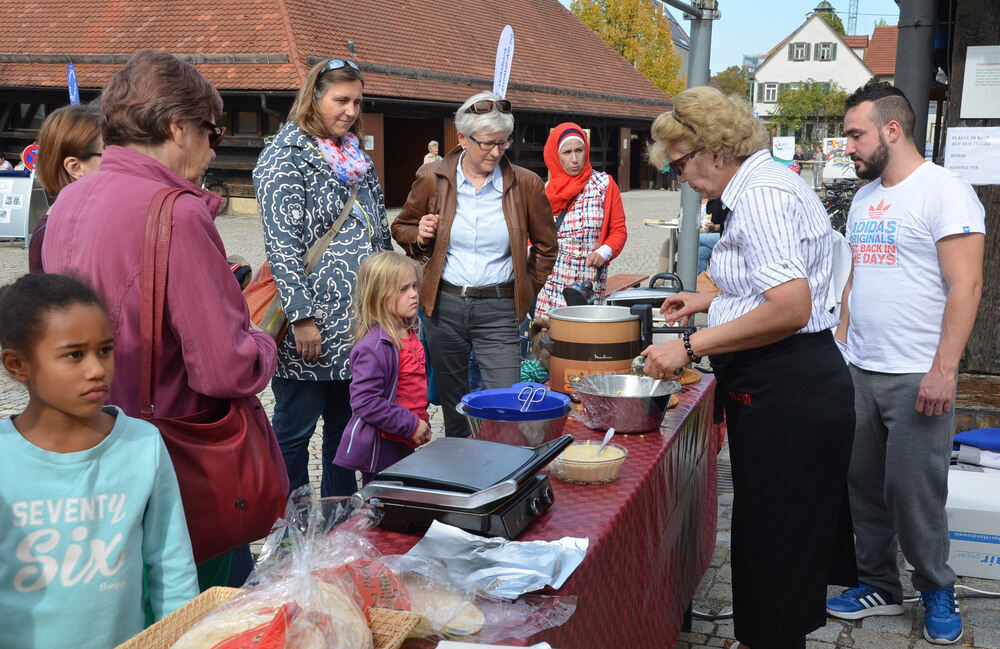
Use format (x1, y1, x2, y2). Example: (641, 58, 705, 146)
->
(641, 86, 857, 649)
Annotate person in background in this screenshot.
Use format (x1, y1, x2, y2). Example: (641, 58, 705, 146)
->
(792, 145, 805, 174)
(254, 58, 391, 497)
(0, 273, 198, 649)
(392, 91, 557, 437)
(423, 140, 442, 165)
(533, 122, 627, 321)
(825, 81, 985, 646)
(334, 251, 432, 482)
(697, 197, 727, 276)
(29, 103, 104, 273)
(0, 152, 12, 170)
(42, 49, 284, 589)
(642, 86, 856, 649)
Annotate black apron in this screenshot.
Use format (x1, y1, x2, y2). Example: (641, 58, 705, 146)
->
(711, 331, 858, 647)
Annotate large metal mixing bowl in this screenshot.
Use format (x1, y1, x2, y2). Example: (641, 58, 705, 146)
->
(571, 374, 682, 433)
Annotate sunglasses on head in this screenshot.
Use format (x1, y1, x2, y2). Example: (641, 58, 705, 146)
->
(201, 120, 226, 148)
(465, 99, 512, 115)
(321, 58, 361, 75)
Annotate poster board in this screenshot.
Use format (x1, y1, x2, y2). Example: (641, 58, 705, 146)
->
(0, 170, 48, 244)
(771, 136, 795, 165)
(944, 127, 1000, 185)
(960, 46, 1000, 119)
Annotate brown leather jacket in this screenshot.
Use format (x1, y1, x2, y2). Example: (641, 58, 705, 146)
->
(392, 147, 558, 320)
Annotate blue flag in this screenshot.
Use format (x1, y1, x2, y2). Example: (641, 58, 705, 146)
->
(67, 62, 80, 105)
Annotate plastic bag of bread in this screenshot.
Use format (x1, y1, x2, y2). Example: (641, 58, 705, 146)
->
(170, 488, 376, 649)
(169, 573, 371, 649)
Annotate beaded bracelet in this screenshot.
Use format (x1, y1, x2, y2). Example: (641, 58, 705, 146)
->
(683, 330, 701, 364)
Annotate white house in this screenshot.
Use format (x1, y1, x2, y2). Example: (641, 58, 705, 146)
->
(750, 11, 875, 124)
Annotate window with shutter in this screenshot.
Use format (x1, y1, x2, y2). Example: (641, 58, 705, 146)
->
(814, 43, 822, 60)
(764, 84, 778, 102)
(757, 83, 765, 102)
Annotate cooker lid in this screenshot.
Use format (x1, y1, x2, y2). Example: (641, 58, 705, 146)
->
(375, 435, 573, 494)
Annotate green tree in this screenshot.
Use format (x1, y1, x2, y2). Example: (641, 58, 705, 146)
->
(713, 65, 749, 99)
(572, 0, 685, 96)
(771, 80, 848, 142)
(818, 11, 846, 35)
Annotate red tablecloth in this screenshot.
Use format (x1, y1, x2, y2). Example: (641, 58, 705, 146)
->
(371, 375, 720, 649)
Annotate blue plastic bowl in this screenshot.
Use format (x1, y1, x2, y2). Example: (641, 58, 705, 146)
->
(461, 382, 570, 421)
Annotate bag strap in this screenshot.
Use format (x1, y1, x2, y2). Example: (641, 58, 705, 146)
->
(302, 184, 359, 273)
(139, 187, 187, 417)
(553, 196, 577, 233)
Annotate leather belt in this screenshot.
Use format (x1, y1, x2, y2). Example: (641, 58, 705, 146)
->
(439, 280, 515, 299)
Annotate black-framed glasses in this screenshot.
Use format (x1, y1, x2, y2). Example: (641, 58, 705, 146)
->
(669, 149, 700, 176)
(465, 99, 512, 115)
(321, 58, 361, 75)
(468, 134, 513, 152)
(201, 120, 226, 148)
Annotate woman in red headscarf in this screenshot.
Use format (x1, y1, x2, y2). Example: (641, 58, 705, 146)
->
(533, 122, 628, 321)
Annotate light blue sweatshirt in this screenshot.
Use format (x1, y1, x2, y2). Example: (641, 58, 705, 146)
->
(0, 407, 199, 649)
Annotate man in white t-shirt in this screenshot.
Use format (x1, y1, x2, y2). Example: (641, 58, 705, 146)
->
(825, 81, 985, 646)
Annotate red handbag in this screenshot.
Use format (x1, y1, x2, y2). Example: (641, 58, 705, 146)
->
(140, 187, 288, 564)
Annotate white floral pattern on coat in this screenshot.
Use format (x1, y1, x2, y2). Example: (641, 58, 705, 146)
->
(253, 122, 391, 381)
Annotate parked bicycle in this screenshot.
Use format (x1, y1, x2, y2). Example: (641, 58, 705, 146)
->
(201, 169, 231, 215)
(823, 179, 858, 235)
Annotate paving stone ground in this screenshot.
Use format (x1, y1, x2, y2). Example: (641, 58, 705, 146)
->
(2, 186, 998, 647)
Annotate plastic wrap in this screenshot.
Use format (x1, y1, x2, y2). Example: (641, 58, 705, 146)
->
(170, 487, 377, 649)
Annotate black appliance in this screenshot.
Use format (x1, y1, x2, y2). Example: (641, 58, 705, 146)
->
(353, 435, 573, 539)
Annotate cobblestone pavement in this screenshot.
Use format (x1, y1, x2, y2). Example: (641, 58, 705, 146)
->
(3, 188, 998, 648)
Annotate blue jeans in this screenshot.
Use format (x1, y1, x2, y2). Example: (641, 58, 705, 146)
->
(270, 377, 358, 497)
(698, 232, 721, 275)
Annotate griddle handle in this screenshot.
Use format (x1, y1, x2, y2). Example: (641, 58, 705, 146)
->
(353, 478, 519, 511)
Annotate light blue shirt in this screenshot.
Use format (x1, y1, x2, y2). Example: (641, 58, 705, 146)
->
(441, 153, 513, 287)
(0, 408, 199, 649)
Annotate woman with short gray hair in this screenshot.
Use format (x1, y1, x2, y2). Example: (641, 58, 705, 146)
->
(392, 91, 557, 437)
(424, 139, 442, 164)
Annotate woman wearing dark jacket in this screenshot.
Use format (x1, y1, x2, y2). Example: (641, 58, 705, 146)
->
(391, 91, 558, 437)
(254, 58, 391, 497)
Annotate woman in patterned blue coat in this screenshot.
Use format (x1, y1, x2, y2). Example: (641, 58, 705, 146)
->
(253, 58, 391, 497)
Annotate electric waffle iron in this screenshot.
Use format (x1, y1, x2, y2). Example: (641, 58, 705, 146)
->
(353, 434, 573, 539)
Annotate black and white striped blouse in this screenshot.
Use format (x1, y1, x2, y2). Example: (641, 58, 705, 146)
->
(709, 149, 838, 333)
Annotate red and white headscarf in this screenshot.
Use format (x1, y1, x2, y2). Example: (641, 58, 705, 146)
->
(543, 122, 594, 215)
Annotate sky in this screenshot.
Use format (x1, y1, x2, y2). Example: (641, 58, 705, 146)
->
(557, 0, 901, 76)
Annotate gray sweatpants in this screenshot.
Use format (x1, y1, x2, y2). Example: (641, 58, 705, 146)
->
(848, 365, 957, 603)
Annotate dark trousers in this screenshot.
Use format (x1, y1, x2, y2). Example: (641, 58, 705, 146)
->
(714, 331, 857, 648)
(270, 377, 358, 497)
(423, 290, 521, 437)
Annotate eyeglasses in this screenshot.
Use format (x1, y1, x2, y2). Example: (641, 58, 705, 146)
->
(467, 134, 513, 152)
(465, 99, 512, 115)
(669, 149, 700, 176)
(77, 151, 102, 161)
(320, 58, 361, 75)
(201, 120, 226, 148)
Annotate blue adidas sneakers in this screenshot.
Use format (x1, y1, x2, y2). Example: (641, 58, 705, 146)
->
(826, 583, 904, 620)
(921, 587, 962, 645)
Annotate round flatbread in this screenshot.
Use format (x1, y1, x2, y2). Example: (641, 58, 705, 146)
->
(405, 584, 485, 638)
(668, 394, 680, 409)
(679, 368, 701, 385)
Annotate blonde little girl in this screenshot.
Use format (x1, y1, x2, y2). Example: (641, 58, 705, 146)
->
(334, 251, 432, 483)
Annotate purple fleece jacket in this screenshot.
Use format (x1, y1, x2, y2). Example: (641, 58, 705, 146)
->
(334, 325, 419, 473)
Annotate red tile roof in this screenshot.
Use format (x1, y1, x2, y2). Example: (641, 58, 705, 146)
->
(843, 36, 869, 49)
(0, 0, 672, 119)
(865, 25, 897, 76)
